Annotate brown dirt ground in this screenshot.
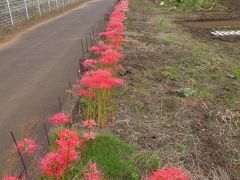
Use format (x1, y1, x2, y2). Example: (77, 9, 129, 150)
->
(111, 0, 240, 179)
(221, 0, 240, 12)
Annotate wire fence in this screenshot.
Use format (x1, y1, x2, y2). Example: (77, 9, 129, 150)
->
(0, 0, 80, 33)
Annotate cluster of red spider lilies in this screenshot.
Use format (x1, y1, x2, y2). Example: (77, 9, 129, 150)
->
(76, 1, 129, 128)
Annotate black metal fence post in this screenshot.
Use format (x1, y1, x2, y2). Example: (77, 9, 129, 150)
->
(10, 131, 28, 178)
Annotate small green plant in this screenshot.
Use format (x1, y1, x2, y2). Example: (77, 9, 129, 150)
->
(176, 143, 187, 153)
(226, 73, 236, 79)
(177, 88, 196, 97)
(231, 152, 240, 165)
(158, 19, 171, 31)
(119, 87, 129, 96)
(162, 67, 179, 81)
(134, 102, 144, 114)
(134, 153, 161, 172)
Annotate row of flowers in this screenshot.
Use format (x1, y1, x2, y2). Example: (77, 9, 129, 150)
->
(2, 0, 190, 179)
(2, 0, 129, 179)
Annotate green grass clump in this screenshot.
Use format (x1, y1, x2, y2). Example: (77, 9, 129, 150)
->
(82, 135, 138, 180)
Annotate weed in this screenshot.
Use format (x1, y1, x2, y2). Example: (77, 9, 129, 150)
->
(226, 73, 236, 79)
(162, 66, 179, 81)
(134, 102, 144, 114)
(232, 152, 240, 165)
(177, 88, 196, 97)
(161, 35, 174, 45)
(134, 152, 161, 172)
(119, 87, 129, 96)
(176, 143, 187, 153)
(158, 19, 171, 31)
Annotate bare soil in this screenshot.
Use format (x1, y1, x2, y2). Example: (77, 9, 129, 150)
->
(221, 0, 240, 12)
(111, 0, 240, 179)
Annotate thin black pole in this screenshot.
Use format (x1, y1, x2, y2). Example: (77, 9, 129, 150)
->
(91, 30, 95, 44)
(43, 123, 50, 146)
(68, 81, 73, 99)
(79, 59, 82, 72)
(89, 32, 93, 45)
(79, 58, 85, 75)
(69, 81, 72, 90)
(92, 26, 95, 38)
(10, 131, 28, 178)
(98, 21, 101, 32)
(85, 36, 89, 53)
(58, 97, 62, 112)
(81, 39, 84, 58)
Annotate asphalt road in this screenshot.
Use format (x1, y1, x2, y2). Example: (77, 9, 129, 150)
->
(0, 0, 115, 175)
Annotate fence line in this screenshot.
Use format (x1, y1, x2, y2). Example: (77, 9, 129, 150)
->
(0, 0, 80, 33)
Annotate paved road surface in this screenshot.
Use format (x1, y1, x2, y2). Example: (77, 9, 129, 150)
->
(0, 0, 115, 175)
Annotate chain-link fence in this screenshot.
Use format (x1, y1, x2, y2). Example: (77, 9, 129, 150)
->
(0, 0, 80, 32)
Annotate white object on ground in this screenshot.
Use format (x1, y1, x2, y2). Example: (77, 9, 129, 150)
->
(211, 30, 240, 36)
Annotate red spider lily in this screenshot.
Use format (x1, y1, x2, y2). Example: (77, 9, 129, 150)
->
(148, 167, 190, 180)
(1, 176, 18, 180)
(99, 0, 128, 50)
(115, 0, 129, 12)
(84, 162, 101, 180)
(89, 41, 113, 56)
(48, 113, 71, 125)
(83, 119, 96, 129)
(107, 21, 124, 33)
(79, 69, 112, 89)
(99, 30, 124, 50)
(79, 69, 124, 90)
(100, 49, 123, 65)
(56, 129, 80, 150)
(40, 151, 66, 178)
(78, 90, 96, 98)
(17, 138, 40, 156)
(58, 148, 80, 166)
(83, 59, 98, 70)
(84, 132, 95, 140)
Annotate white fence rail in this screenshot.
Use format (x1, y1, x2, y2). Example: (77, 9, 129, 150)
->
(0, 0, 80, 32)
